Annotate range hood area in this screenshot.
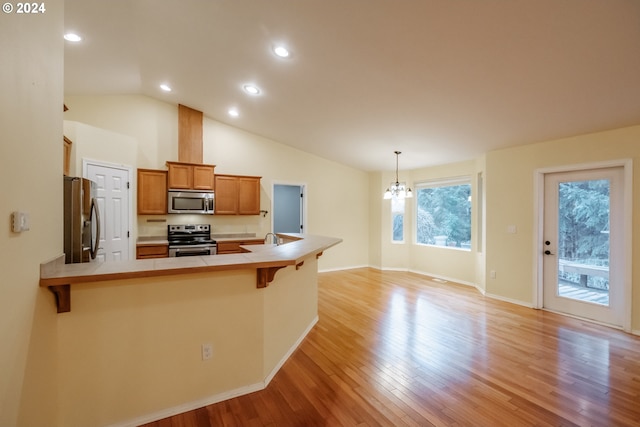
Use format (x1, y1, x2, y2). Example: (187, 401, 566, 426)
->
(137, 103, 262, 217)
(177, 104, 203, 164)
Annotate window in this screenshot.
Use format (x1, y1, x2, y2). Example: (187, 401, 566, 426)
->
(416, 177, 471, 250)
(391, 196, 405, 242)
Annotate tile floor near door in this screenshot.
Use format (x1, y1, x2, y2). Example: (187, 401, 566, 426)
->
(142, 268, 640, 427)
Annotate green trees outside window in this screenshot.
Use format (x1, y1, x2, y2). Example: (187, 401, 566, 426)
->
(416, 180, 471, 249)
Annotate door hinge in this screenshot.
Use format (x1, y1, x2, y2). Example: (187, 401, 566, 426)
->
(127, 181, 130, 189)
(127, 231, 130, 238)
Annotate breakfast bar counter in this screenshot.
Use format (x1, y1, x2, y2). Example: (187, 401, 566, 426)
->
(45, 234, 342, 426)
(40, 233, 342, 313)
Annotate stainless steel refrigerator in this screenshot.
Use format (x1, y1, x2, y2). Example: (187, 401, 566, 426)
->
(63, 176, 101, 264)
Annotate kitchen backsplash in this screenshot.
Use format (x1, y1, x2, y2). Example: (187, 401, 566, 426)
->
(137, 214, 270, 238)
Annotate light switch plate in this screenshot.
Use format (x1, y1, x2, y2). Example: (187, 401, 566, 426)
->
(11, 211, 30, 232)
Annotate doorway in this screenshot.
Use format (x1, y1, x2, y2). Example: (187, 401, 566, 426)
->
(538, 163, 630, 329)
(273, 184, 305, 234)
(84, 160, 132, 261)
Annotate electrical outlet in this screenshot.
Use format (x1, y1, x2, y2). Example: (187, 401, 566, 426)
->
(490, 270, 497, 279)
(201, 343, 213, 361)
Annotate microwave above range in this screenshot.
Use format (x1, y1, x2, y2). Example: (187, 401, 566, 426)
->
(168, 190, 214, 214)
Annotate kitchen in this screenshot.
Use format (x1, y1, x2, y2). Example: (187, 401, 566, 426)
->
(38, 95, 353, 427)
(63, 99, 363, 269)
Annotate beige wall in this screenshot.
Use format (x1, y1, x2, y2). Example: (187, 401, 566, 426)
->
(485, 126, 640, 331)
(368, 172, 384, 269)
(0, 1, 63, 426)
(376, 159, 482, 286)
(63, 95, 370, 271)
(374, 129, 639, 333)
(63, 95, 177, 169)
(63, 120, 138, 178)
(56, 262, 318, 427)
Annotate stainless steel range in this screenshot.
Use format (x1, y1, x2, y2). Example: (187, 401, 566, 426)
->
(168, 224, 217, 257)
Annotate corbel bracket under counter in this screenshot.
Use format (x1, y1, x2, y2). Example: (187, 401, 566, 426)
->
(40, 255, 72, 313)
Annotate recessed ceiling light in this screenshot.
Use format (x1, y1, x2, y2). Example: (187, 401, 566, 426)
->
(64, 33, 82, 42)
(160, 84, 172, 92)
(243, 84, 260, 95)
(273, 45, 290, 58)
(228, 108, 239, 117)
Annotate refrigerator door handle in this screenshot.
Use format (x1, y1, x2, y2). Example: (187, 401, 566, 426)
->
(90, 197, 101, 260)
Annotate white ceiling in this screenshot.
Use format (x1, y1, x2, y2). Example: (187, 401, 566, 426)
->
(64, 0, 640, 172)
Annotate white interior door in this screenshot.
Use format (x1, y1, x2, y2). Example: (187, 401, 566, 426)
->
(542, 167, 624, 327)
(86, 162, 131, 262)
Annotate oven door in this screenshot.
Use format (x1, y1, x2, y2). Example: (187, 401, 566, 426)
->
(169, 245, 216, 257)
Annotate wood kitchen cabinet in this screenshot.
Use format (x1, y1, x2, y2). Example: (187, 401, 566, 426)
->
(136, 244, 169, 259)
(214, 174, 261, 215)
(166, 161, 215, 190)
(63, 136, 72, 176)
(137, 169, 167, 214)
(217, 239, 264, 254)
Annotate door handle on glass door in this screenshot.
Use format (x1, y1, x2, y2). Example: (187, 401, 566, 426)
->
(544, 250, 555, 255)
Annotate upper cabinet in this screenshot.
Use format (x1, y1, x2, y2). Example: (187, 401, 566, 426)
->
(137, 168, 167, 215)
(214, 174, 261, 215)
(63, 136, 72, 176)
(166, 161, 215, 190)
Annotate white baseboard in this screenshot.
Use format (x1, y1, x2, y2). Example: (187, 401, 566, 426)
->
(109, 316, 319, 427)
(108, 382, 266, 427)
(341, 266, 536, 309)
(263, 315, 318, 385)
(483, 292, 534, 308)
(319, 264, 369, 273)
(407, 268, 478, 289)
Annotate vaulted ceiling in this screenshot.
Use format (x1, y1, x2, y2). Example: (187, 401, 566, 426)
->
(64, 0, 640, 172)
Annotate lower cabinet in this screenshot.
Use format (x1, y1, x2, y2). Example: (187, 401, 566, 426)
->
(217, 239, 264, 254)
(136, 244, 169, 259)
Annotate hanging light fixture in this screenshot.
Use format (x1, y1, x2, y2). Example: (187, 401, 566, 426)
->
(383, 151, 413, 199)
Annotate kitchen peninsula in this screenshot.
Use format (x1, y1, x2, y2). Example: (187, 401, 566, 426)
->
(40, 233, 341, 313)
(39, 233, 341, 427)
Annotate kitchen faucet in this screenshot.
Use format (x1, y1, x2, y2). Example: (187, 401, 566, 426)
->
(264, 232, 279, 245)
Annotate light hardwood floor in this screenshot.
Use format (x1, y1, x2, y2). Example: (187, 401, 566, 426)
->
(141, 268, 640, 426)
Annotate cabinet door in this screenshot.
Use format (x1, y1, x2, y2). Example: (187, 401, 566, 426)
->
(216, 241, 242, 254)
(238, 177, 261, 215)
(192, 165, 214, 190)
(167, 163, 192, 189)
(217, 239, 264, 254)
(214, 175, 238, 214)
(137, 169, 167, 215)
(63, 136, 72, 176)
(136, 244, 169, 259)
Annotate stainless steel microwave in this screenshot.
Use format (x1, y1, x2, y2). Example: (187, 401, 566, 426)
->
(167, 190, 214, 214)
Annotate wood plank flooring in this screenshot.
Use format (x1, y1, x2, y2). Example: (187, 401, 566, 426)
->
(141, 268, 640, 427)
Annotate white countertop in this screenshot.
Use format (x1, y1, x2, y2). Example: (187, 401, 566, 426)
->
(41, 234, 342, 287)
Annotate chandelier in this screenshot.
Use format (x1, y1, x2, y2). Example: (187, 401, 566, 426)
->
(383, 151, 413, 199)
